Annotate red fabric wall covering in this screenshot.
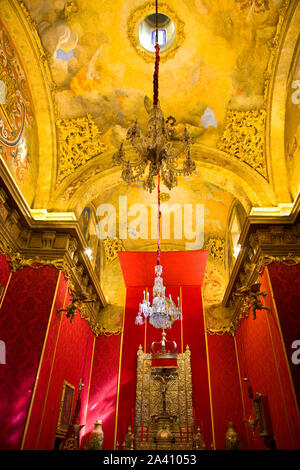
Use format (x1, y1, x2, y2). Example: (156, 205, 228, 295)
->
(22, 272, 68, 449)
(267, 263, 300, 412)
(35, 296, 95, 450)
(0, 254, 11, 304)
(181, 286, 213, 449)
(207, 333, 248, 450)
(83, 333, 121, 450)
(235, 269, 300, 450)
(0, 266, 59, 450)
(116, 287, 147, 448)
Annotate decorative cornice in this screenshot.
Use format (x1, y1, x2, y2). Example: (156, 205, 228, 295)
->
(206, 194, 300, 335)
(0, 165, 122, 336)
(222, 221, 300, 335)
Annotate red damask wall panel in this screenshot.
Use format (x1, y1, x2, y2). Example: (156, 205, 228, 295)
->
(181, 286, 213, 449)
(35, 298, 95, 450)
(83, 333, 121, 450)
(0, 254, 11, 300)
(235, 268, 300, 450)
(267, 263, 300, 411)
(22, 272, 68, 449)
(0, 266, 59, 450)
(207, 333, 248, 450)
(116, 286, 147, 448)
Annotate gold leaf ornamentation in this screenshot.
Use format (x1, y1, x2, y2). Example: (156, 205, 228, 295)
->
(217, 109, 267, 179)
(56, 114, 107, 183)
(103, 237, 124, 264)
(204, 238, 225, 263)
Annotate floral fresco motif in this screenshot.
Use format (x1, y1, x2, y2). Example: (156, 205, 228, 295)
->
(0, 21, 34, 184)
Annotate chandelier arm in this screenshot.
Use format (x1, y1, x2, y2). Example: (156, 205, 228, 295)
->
(115, 147, 147, 167)
(164, 140, 190, 161)
(128, 135, 147, 156)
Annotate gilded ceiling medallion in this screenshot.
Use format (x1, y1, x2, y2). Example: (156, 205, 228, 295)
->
(127, 2, 185, 63)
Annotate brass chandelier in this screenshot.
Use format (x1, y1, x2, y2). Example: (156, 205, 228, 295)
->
(112, 1, 196, 192)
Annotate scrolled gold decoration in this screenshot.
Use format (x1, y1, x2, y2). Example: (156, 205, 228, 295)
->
(56, 114, 107, 184)
(258, 253, 300, 272)
(0, 63, 16, 131)
(9, 253, 66, 273)
(204, 237, 225, 263)
(134, 345, 194, 450)
(103, 237, 124, 263)
(217, 108, 267, 179)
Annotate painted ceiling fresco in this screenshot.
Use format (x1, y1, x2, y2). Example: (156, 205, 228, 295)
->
(24, 0, 284, 151)
(0, 0, 298, 330)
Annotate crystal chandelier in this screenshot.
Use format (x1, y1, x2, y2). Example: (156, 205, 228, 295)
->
(112, 1, 196, 192)
(135, 264, 182, 329)
(114, 0, 187, 332)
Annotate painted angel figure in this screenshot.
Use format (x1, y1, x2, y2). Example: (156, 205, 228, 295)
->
(57, 288, 95, 323)
(234, 282, 271, 320)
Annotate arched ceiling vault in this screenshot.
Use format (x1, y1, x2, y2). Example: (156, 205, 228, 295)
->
(48, 143, 276, 215)
(1, 0, 57, 207)
(1, 0, 299, 221)
(266, 0, 300, 202)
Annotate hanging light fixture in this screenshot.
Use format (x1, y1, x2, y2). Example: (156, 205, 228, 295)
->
(127, 0, 183, 331)
(112, 1, 196, 192)
(135, 166, 182, 330)
(114, 1, 188, 333)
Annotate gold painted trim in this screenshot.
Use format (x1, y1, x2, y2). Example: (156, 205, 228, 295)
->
(83, 335, 96, 428)
(35, 281, 69, 449)
(201, 287, 216, 450)
(113, 286, 126, 450)
(0, 271, 12, 310)
(56, 380, 75, 437)
(265, 267, 300, 418)
(0, 104, 13, 133)
(20, 271, 62, 449)
(144, 287, 148, 353)
(180, 286, 183, 353)
(233, 336, 250, 449)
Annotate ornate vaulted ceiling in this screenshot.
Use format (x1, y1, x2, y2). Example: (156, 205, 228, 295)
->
(0, 0, 299, 330)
